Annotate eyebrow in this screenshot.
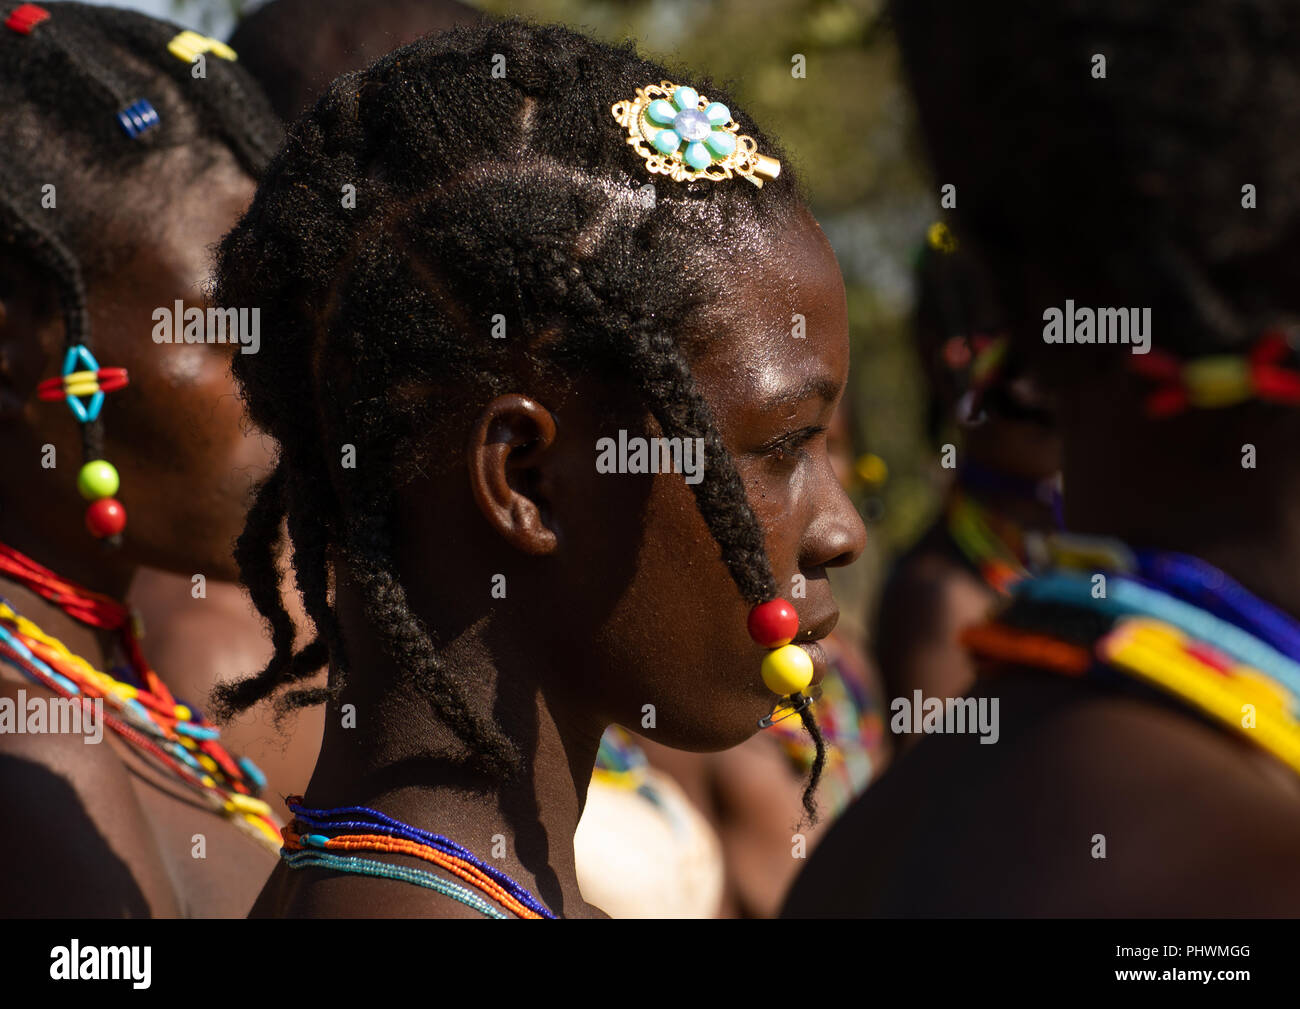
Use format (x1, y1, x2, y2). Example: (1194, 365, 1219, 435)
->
(757, 375, 843, 414)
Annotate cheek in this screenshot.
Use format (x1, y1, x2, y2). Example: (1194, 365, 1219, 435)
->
(111, 344, 267, 476)
(575, 470, 772, 744)
(734, 457, 812, 581)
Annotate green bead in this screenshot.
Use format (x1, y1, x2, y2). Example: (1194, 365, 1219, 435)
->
(77, 460, 120, 501)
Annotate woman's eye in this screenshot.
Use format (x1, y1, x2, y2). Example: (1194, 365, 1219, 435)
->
(760, 425, 826, 463)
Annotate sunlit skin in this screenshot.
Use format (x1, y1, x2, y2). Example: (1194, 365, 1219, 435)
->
(638, 395, 890, 918)
(252, 208, 866, 918)
(0, 161, 290, 916)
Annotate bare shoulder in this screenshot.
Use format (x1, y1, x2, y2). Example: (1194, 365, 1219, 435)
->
(0, 680, 179, 915)
(784, 673, 1300, 916)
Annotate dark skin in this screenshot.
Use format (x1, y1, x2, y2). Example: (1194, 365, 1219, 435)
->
(252, 208, 866, 918)
(128, 567, 323, 823)
(0, 159, 296, 916)
(785, 296, 1300, 916)
(638, 398, 890, 918)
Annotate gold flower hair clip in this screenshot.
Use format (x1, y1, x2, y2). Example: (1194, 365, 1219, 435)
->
(611, 81, 781, 188)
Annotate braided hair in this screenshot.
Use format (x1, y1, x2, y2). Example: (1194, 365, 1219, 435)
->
(0, 1, 281, 538)
(214, 18, 828, 813)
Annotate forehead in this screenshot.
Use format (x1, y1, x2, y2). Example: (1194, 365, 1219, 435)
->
(689, 210, 850, 417)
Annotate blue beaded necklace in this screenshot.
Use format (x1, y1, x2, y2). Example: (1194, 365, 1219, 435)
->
(281, 799, 557, 919)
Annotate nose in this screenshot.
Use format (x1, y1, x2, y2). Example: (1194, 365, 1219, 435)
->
(802, 480, 867, 571)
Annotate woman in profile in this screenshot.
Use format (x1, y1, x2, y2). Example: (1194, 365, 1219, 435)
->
(215, 19, 867, 917)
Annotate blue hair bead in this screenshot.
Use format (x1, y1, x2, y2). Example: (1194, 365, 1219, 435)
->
(116, 99, 159, 139)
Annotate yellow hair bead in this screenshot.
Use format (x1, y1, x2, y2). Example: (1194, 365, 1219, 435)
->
(854, 452, 888, 487)
(197, 754, 219, 774)
(761, 643, 814, 696)
(927, 220, 958, 254)
(173, 704, 191, 721)
(1184, 356, 1251, 408)
(167, 30, 237, 65)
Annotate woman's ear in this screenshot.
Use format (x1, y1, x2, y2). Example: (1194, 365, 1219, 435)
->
(466, 393, 559, 556)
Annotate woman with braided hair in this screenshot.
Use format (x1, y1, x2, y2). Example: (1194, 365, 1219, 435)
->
(0, 2, 299, 915)
(217, 18, 866, 918)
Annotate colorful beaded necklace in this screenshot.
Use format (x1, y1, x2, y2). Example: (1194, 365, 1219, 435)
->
(945, 463, 1063, 597)
(0, 542, 280, 851)
(963, 533, 1300, 776)
(279, 797, 556, 919)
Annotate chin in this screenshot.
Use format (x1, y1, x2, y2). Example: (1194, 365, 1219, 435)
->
(643, 694, 771, 752)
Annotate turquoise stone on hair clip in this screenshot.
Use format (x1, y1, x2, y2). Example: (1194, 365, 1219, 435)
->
(612, 81, 781, 187)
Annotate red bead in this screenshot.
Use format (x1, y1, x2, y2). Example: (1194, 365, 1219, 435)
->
(6, 4, 50, 34)
(86, 497, 127, 538)
(747, 598, 799, 648)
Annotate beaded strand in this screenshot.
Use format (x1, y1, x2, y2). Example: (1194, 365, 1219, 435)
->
(963, 535, 1300, 777)
(282, 798, 556, 919)
(0, 542, 279, 851)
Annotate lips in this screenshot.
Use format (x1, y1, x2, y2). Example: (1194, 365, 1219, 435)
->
(793, 611, 838, 688)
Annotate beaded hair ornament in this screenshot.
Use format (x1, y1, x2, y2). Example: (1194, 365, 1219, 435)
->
(612, 81, 781, 188)
(1129, 328, 1300, 418)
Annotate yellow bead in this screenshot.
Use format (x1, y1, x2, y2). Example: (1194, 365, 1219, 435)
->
(761, 643, 814, 696)
(226, 792, 272, 816)
(1184, 356, 1250, 408)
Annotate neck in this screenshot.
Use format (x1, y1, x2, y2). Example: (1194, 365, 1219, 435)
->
(0, 527, 133, 671)
(303, 583, 603, 918)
